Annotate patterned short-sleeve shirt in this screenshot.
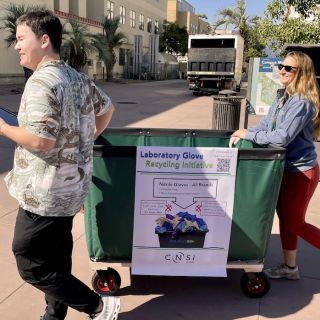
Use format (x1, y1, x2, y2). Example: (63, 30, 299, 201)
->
(5, 60, 112, 216)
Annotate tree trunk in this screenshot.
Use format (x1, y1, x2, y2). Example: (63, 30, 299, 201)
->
(106, 63, 114, 81)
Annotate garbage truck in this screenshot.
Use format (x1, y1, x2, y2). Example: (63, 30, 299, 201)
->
(187, 33, 244, 95)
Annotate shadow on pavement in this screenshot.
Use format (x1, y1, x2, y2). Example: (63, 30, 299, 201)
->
(96, 80, 205, 128)
(117, 234, 319, 320)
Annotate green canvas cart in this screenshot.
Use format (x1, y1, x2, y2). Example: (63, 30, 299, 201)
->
(84, 128, 285, 298)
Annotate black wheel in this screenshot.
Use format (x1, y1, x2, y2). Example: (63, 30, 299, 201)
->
(240, 272, 270, 298)
(91, 268, 121, 296)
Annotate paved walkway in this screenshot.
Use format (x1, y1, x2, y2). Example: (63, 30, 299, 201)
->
(0, 80, 319, 320)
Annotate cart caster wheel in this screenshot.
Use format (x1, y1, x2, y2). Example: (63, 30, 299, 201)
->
(92, 268, 121, 296)
(240, 272, 270, 298)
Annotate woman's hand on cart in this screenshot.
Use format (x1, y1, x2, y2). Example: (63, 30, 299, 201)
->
(229, 136, 240, 148)
(229, 129, 247, 148)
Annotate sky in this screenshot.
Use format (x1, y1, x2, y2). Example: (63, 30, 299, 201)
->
(187, 0, 270, 23)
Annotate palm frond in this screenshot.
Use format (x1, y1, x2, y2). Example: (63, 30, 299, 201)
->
(90, 34, 112, 63)
(213, 19, 231, 30)
(99, 17, 127, 63)
(61, 18, 97, 71)
(0, 3, 46, 47)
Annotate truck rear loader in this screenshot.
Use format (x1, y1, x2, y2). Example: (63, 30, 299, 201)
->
(187, 34, 244, 95)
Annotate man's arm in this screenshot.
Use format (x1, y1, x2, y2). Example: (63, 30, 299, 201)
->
(94, 104, 115, 139)
(0, 118, 55, 151)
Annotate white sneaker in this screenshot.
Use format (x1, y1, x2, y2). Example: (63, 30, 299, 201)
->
(92, 296, 121, 320)
(264, 264, 300, 280)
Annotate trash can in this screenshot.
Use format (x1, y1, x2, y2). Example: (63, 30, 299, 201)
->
(85, 128, 285, 298)
(212, 96, 245, 130)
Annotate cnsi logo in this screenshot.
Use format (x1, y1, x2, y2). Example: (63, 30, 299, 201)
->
(165, 252, 195, 264)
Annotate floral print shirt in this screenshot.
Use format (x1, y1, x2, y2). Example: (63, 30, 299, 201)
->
(5, 60, 111, 216)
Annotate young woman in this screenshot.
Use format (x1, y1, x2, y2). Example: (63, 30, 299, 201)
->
(230, 51, 320, 279)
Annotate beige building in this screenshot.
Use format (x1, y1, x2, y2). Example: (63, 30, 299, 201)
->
(0, 0, 167, 82)
(166, 0, 210, 73)
(0, 0, 209, 83)
(167, 0, 210, 34)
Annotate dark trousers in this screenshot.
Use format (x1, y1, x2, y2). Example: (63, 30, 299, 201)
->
(12, 207, 100, 320)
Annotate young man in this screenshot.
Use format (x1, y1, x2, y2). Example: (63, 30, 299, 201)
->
(0, 10, 120, 320)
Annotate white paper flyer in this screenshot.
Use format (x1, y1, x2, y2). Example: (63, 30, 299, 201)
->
(131, 146, 238, 277)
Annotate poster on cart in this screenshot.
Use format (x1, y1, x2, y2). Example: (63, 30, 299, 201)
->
(132, 146, 238, 277)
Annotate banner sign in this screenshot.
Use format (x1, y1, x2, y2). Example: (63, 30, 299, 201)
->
(132, 146, 238, 277)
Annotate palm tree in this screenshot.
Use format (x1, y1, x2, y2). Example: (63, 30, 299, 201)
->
(0, 3, 46, 80)
(213, 0, 261, 60)
(61, 18, 98, 72)
(90, 33, 112, 77)
(62, 18, 125, 79)
(98, 17, 126, 81)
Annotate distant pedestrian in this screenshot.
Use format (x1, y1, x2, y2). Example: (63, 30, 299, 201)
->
(230, 51, 320, 280)
(0, 10, 120, 319)
(23, 66, 33, 82)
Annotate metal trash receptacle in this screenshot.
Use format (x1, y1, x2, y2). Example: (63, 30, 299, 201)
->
(212, 96, 244, 130)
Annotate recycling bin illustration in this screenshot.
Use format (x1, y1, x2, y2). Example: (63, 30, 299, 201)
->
(155, 212, 209, 248)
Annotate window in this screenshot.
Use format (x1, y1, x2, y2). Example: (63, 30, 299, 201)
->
(130, 10, 136, 28)
(106, 1, 114, 19)
(225, 62, 234, 72)
(191, 62, 198, 71)
(190, 38, 235, 49)
(200, 62, 206, 71)
(155, 20, 159, 34)
(139, 14, 144, 31)
(147, 17, 152, 33)
(208, 62, 214, 71)
(119, 48, 126, 66)
(189, 24, 197, 34)
(120, 6, 126, 24)
(216, 62, 224, 72)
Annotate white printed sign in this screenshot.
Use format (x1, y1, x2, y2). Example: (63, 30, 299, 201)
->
(132, 146, 238, 277)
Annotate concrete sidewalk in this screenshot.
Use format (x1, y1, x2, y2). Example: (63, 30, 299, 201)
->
(0, 80, 319, 320)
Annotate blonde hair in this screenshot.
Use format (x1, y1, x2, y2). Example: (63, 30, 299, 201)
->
(285, 51, 320, 139)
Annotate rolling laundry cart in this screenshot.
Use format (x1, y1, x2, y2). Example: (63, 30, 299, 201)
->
(84, 128, 285, 298)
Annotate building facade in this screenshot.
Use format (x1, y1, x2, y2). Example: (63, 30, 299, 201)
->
(0, 0, 209, 83)
(0, 0, 168, 82)
(167, 0, 210, 34)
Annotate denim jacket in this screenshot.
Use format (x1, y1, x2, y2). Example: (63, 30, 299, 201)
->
(245, 92, 317, 172)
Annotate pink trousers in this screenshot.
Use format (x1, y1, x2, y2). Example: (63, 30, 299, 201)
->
(276, 164, 320, 250)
